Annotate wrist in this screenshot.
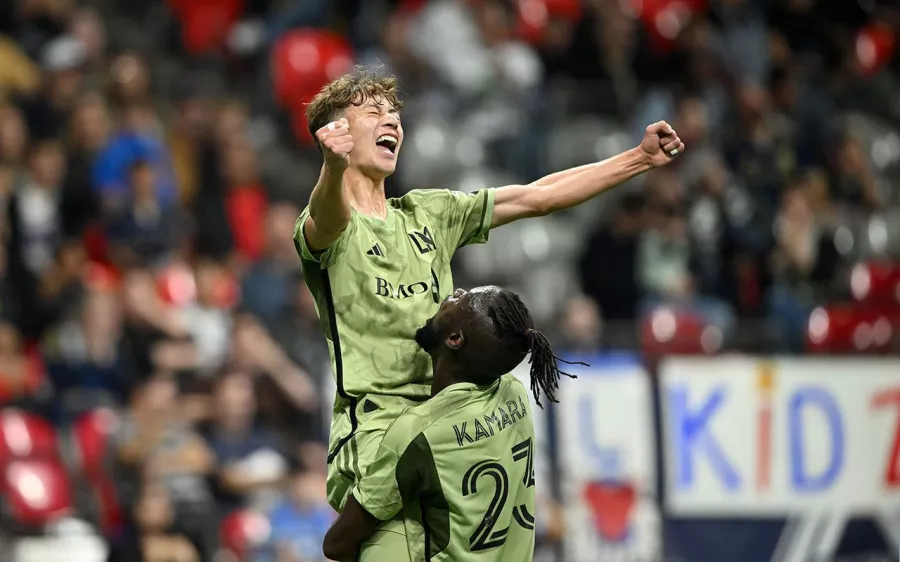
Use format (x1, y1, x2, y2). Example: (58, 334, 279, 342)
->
(627, 146, 653, 172)
(324, 156, 349, 174)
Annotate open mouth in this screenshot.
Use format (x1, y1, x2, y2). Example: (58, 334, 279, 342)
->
(376, 134, 398, 155)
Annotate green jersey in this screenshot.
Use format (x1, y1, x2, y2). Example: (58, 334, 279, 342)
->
(294, 188, 494, 465)
(353, 377, 537, 562)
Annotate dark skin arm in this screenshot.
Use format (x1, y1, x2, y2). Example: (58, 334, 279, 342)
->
(322, 495, 381, 561)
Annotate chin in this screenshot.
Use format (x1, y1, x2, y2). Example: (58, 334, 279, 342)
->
(376, 156, 398, 175)
(359, 160, 396, 180)
(376, 164, 396, 177)
(415, 321, 439, 351)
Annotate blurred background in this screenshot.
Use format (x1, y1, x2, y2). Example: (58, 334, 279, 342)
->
(0, 0, 898, 561)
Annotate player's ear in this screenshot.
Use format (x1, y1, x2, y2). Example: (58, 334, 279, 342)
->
(446, 330, 464, 350)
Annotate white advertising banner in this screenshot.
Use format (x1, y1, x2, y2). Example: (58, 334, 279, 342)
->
(659, 357, 900, 561)
(554, 355, 661, 562)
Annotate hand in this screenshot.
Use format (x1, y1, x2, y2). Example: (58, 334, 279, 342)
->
(316, 118, 353, 169)
(640, 121, 685, 168)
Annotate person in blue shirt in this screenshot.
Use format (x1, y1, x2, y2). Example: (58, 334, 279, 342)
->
(92, 105, 177, 212)
(265, 469, 334, 562)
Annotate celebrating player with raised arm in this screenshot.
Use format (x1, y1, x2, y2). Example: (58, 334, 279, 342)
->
(294, 67, 682, 514)
(322, 286, 576, 562)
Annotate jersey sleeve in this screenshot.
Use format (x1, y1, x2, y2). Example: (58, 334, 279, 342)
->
(415, 188, 494, 250)
(352, 415, 424, 521)
(293, 207, 358, 269)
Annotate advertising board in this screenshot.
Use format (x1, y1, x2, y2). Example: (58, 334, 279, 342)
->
(660, 357, 900, 562)
(555, 354, 661, 562)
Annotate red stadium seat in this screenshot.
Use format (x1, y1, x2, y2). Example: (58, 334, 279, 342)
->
(167, 0, 246, 55)
(82, 224, 109, 264)
(71, 409, 123, 535)
(856, 22, 896, 77)
(515, 0, 583, 44)
(850, 261, 900, 307)
(71, 409, 117, 477)
(220, 509, 271, 561)
(271, 29, 354, 113)
(629, 0, 706, 53)
(0, 410, 59, 467)
(2, 459, 73, 529)
(640, 307, 722, 356)
(806, 304, 897, 354)
(398, 0, 428, 13)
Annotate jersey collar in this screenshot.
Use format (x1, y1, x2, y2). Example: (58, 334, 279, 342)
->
(438, 378, 502, 397)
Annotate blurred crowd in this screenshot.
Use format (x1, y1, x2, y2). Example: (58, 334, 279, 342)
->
(0, 0, 898, 561)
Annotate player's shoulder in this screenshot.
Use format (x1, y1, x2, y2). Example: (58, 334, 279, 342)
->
(390, 188, 455, 211)
(295, 204, 366, 244)
(382, 390, 472, 453)
(501, 373, 529, 397)
(381, 408, 430, 454)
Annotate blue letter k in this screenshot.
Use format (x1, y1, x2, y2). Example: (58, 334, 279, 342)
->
(669, 385, 741, 491)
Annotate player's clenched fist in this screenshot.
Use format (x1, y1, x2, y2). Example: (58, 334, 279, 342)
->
(639, 120, 685, 168)
(317, 117, 353, 169)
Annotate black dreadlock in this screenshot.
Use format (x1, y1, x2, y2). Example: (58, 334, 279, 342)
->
(491, 291, 585, 408)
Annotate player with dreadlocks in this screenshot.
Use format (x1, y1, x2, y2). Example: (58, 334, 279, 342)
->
(323, 286, 578, 562)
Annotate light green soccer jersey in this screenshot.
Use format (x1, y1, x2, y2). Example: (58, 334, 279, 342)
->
(293, 189, 494, 460)
(353, 377, 537, 562)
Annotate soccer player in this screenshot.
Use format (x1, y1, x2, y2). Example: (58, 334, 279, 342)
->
(322, 286, 575, 562)
(294, 67, 682, 513)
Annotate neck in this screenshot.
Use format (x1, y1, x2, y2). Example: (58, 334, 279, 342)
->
(430, 354, 469, 397)
(344, 168, 388, 219)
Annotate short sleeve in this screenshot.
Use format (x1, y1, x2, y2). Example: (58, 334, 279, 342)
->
(444, 188, 494, 249)
(293, 207, 357, 269)
(407, 188, 493, 251)
(352, 440, 405, 521)
(352, 416, 424, 521)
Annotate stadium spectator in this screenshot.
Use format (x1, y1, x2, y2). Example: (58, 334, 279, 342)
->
(240, 202, 301, 326)
(0, 104, 29, 172)
(766, 178, 841, 352)
(263, 469, 332, 562)
(107, 482, 201, 562)
(117, 373, 217, 557)
(43, 286, 131, 421)
(579, 192, 643, 321)
(205, 368, 288, 513)
(107, 159, 190, 270)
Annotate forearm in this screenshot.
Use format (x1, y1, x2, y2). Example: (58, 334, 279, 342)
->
(264, 354, 318, 412)
(532, 160, 610, 188)
(308, 163, 350, 237)
(323, 496, 380, 561)
(535, 148, 649, 214)
(493, 148, 651, 227)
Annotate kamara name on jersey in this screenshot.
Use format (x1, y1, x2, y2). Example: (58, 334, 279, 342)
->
(452, 396, 529, 447)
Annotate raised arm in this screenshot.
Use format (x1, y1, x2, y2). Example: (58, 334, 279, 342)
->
(305, 118, 354, 252)
(491, 121, 684, 228)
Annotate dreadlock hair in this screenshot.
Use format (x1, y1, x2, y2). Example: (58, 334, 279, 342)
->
(490, 291, 584, 408)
